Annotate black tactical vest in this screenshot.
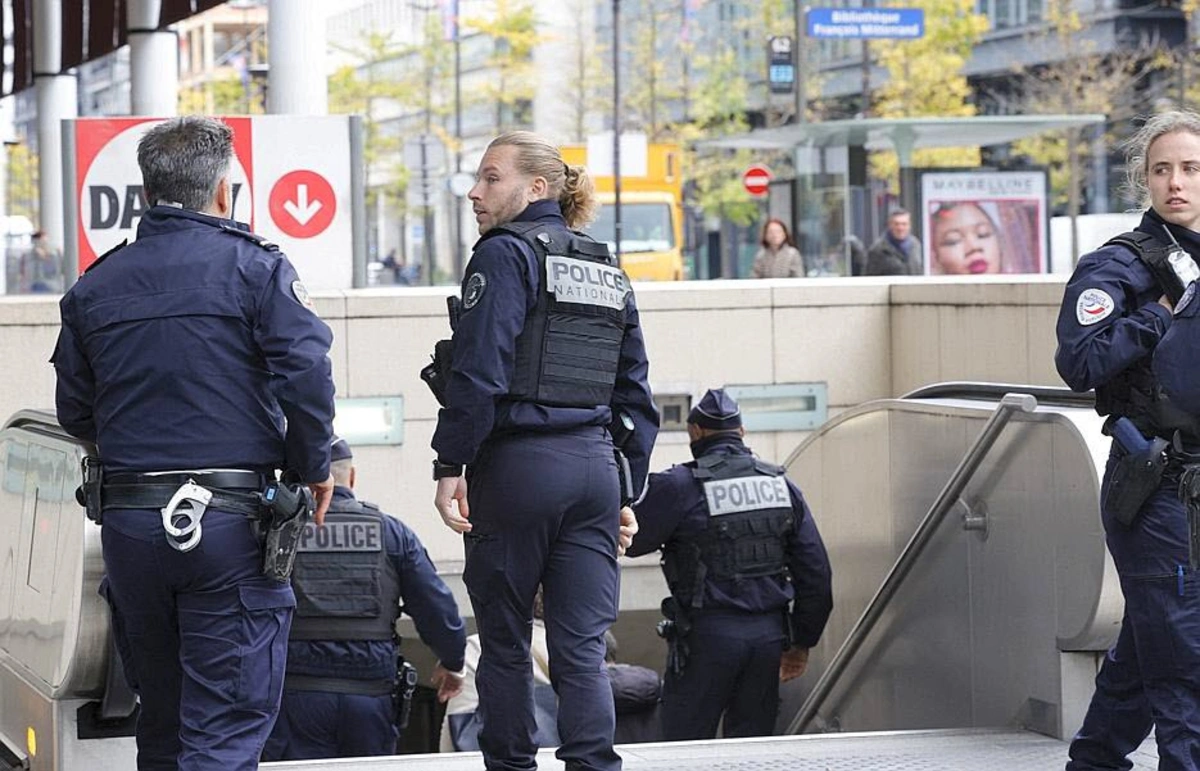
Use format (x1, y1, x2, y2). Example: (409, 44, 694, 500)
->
(1096, 232, 1200, 443)
(482, 220, 630, 408)
(289, 498, 401, 642)
(662, 452, 794, 611)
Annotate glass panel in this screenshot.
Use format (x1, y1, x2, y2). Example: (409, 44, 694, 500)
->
(587, 202, 675, 253)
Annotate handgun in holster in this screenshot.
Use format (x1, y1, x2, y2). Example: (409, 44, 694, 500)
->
(77, 456, 104, 524)
(420, 296, 463, 407)
(610, 411, 636, 506)
(1103, 416, 1170, 527)
(656, 596, 692, 676)
(258, 478, 314, 582)
(393, 660, 419, 731)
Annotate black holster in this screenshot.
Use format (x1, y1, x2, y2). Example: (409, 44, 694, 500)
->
(420, 338, 455, 407)
(420, 296, 462, 407)
(393, 660, 419, 731)
(1103, 418, 1169, 527)
(259, 480, 314, 582)
(78, 456, 104, 524)
(1180, 466, 1200, 571)
(657, 597, 692, 676)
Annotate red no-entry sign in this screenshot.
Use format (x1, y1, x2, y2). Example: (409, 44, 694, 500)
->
(743, 164, 773, 198)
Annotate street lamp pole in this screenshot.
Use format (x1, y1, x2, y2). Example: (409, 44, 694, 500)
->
(453, 0, 465, 279)
(612, 0, 622, 263)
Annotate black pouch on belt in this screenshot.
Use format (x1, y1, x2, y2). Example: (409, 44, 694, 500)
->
(77, 456, 104, 524)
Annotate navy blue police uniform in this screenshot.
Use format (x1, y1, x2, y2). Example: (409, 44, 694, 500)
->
(626, 389, 832, 740)
(1056, 208, 1200, 770)
(52, 205, 335, 771)
(264, 437, 466, 760)
(432, 198, 659, 771)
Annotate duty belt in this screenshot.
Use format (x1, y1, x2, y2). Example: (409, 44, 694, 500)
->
(101, 483, 262, 516)
(105, 469, 269, 490)
(101, 471, 267, 553)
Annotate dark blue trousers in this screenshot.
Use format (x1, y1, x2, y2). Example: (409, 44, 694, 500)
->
(463, 427, 621, 771)
(261, 690, 397, 759)
(1069, 459, 1200, 771)
(660, 610, 786, 740)
(100, 508, 294, 771)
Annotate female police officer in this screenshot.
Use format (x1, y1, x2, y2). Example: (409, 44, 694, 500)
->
(431, 131, 659, 771)
(1056, 110, 1200, 770)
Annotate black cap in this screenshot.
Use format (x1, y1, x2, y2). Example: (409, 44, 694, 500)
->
(687, 388, 742, 430)
(330, 435, 353, 462)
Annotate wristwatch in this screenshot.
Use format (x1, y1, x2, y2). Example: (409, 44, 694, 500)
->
(432, 459, 463, 480)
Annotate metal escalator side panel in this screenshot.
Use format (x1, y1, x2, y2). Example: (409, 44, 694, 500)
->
(778, 396, 1115, 736)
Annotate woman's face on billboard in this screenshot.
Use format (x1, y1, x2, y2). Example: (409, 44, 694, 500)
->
(931, 203, 1001, 275)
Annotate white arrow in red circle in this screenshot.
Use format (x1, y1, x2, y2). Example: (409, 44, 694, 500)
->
(283, 184, 322, 225)
(269, 170, 337, 238)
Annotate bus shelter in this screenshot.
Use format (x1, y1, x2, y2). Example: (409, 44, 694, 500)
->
(702, 115, 1105, 276)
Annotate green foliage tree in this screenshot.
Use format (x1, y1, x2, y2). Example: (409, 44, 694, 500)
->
(179, 75, 265, 115)
(1010, 0, 1169, 259)
(624, 0, 685, 141)
(465, 0, 540, 132)
(6, 143, 38, 222)
(681, 46, 761, 227)
(869, 0, 989, 187)
(560, 0, 608, 142)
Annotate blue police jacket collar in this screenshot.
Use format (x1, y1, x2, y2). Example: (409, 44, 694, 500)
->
(331, 485, 356, 504)
(514, 198, 564, 225)
(137, 205, 250, 238)
(690, 433, 749, 459)
(1141, 208, 1200, 259)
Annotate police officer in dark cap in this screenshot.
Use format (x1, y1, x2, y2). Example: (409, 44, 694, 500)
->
(52, 115, 336, 771)
(263, 436, 466, 760)
(626, 388, 832, 740)
(430, 130, 659, 771)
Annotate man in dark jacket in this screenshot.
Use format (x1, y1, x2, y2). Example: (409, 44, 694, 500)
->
(866, 208, 923, 275)
(53, 116, 336, 771)
(626, 389, 832, 740)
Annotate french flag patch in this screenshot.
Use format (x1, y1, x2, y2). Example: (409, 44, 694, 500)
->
(1076, 288, 1115, 326)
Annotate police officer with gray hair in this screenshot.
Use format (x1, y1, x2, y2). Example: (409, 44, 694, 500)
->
(53, 115, 335, 771)
(626, 388, 832, 740)
(264, 436, 467, 760)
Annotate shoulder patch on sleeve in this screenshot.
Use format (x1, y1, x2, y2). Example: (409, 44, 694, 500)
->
(1076, 288, 1115, 326)
(1177, 283, 1196, 316)
(462, 272, 487, 310)
(292, 280, 314, 310)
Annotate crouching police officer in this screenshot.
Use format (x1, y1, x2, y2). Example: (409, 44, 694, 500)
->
(52, 116, 336, 771)
(625, 389, 832, 740)
(430, 130, 659, 771)
(263, 436, 467, 760)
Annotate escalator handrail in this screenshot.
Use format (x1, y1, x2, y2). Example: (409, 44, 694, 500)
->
(902, 381, 1093, 409)
(787, 392, 1039, 735)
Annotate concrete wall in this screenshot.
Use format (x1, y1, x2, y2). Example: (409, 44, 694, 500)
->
(9, 275, 1069, 571)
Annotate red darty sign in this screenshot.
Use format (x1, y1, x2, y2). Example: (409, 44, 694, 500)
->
(68, 116, 356, 289)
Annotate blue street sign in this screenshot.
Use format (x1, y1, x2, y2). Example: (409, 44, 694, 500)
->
(807, 7, 925, 39)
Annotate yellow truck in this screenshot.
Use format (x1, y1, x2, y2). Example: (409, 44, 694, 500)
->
(561, 141, 685, 281)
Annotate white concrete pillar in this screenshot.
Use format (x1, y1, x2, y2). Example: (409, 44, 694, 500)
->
(267, 0, 328, 115)
(128, 0, 179, 116)
(33, 0, 77, 257)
